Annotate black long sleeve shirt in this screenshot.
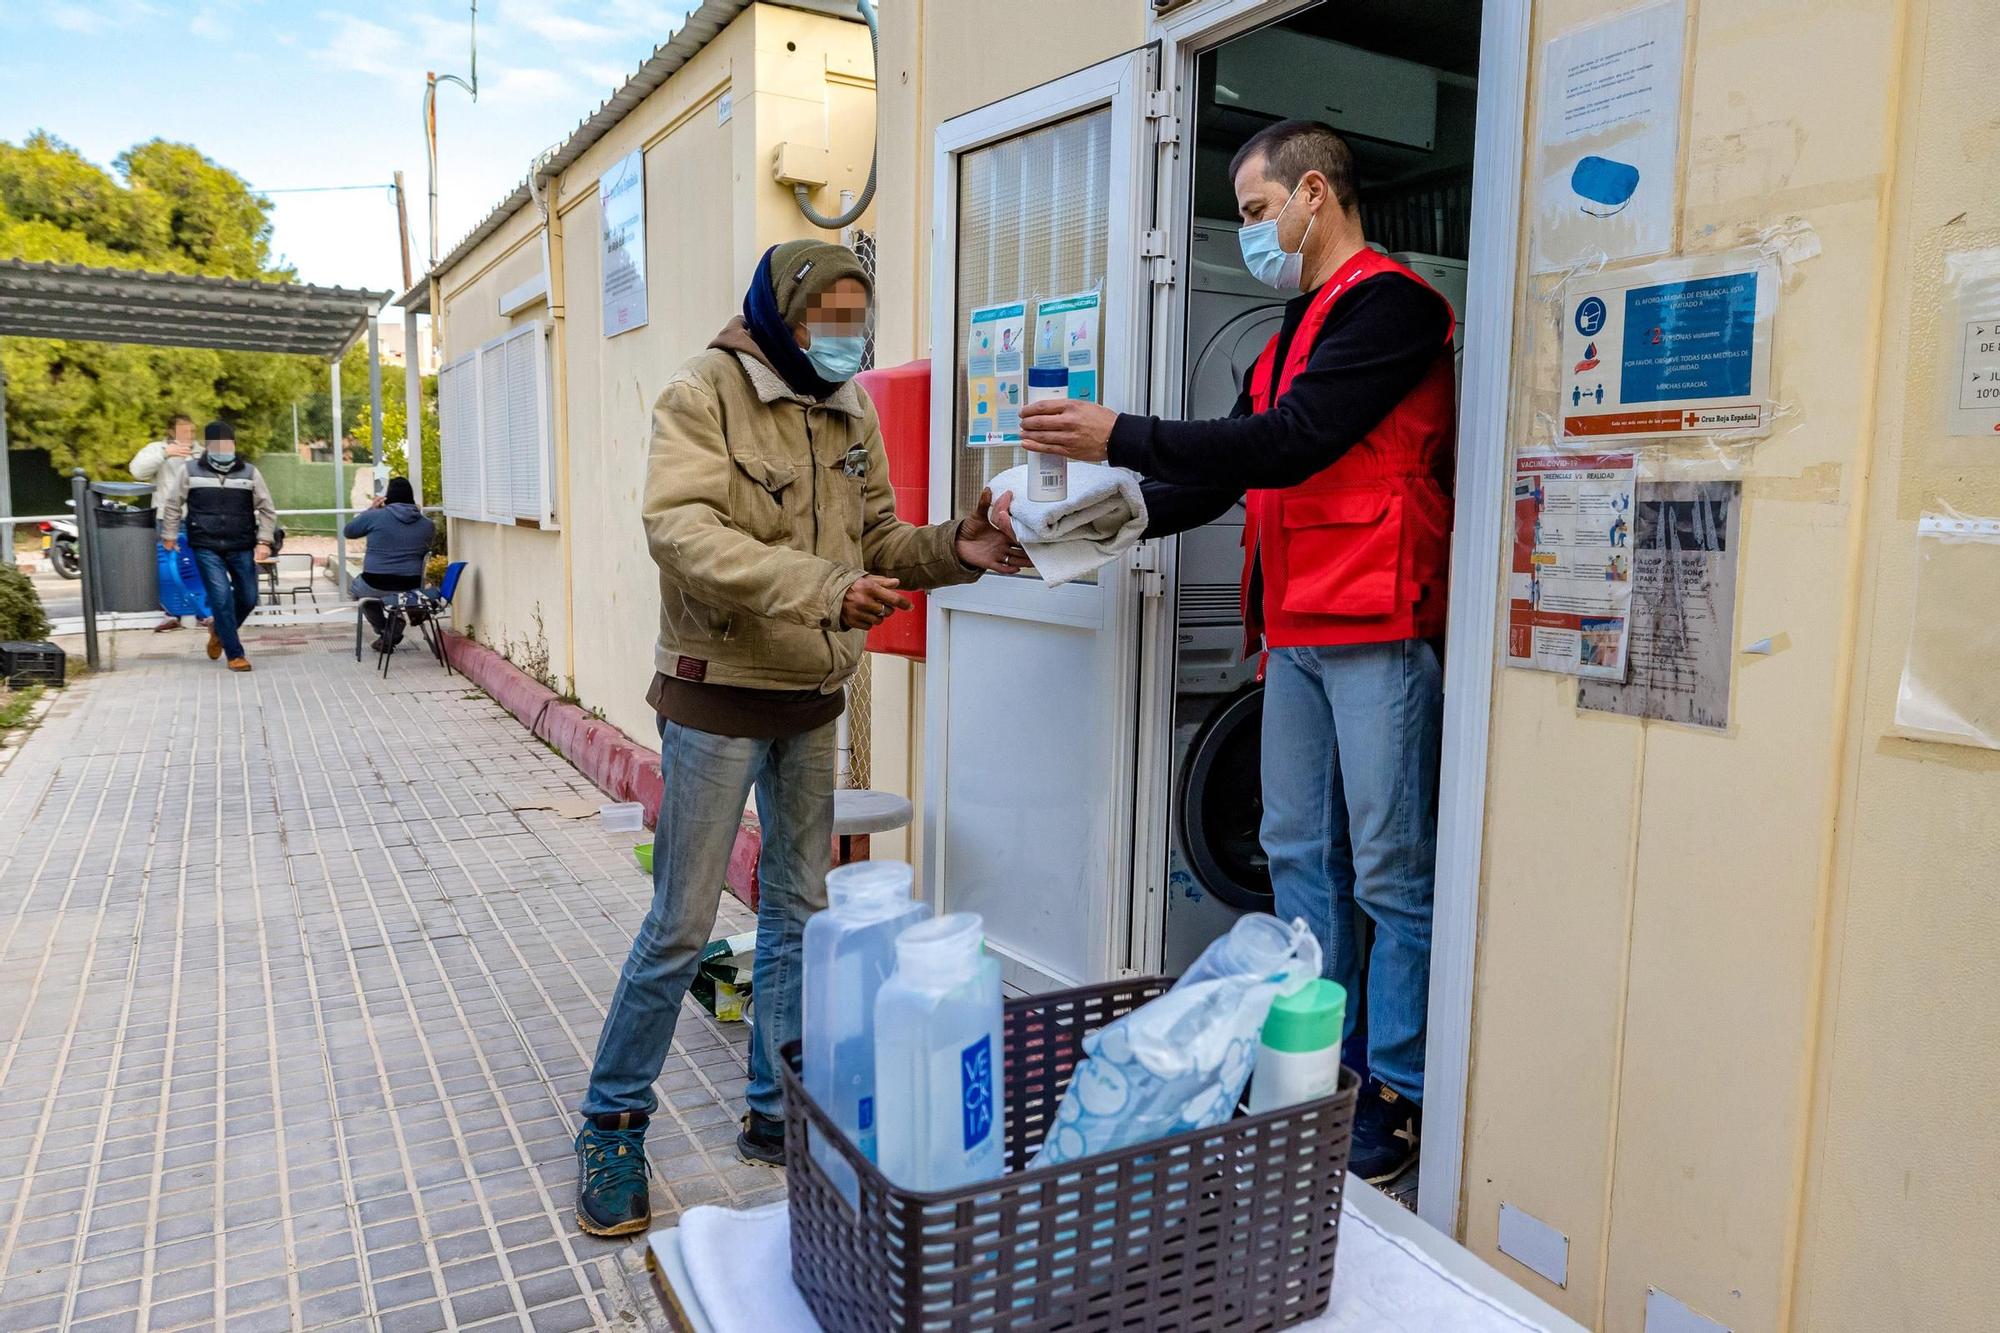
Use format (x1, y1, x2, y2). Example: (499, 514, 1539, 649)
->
(1110, 272, 1454, 538)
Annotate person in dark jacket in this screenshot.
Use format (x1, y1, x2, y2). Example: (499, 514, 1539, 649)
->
(344, 477, 437, 651)
(157, 420, 278, 673)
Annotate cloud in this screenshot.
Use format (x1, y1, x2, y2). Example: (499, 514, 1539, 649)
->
(512, 12, 620, 45)
(316, 12, 404, 80)
(484, 66, 582, 108)
(191, 9, 229, 40)
(47, 4, 110, 33)
(577, 61, 636, 92)
(41, 0, 162, 33)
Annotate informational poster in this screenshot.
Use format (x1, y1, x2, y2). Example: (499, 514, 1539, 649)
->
(1032, 290, 1102, 402)
(1945, 250, 2000, 437)
(1532, 1, 1685, 271)
(966, 300, 1026, 447)
(1507, 450, 1637, 680)
(599, 150, 648, 338)
(1579, 481, 1741, 729)
(1560, 253, 1776, 441)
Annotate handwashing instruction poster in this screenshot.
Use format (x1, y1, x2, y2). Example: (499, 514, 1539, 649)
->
(599, 150, 649, 337)
(1560, 253, 1776, 441)
(966, 301, 1026, 447)
(1032, 290, 1102, 403)
(1508, 450, 1637, 680)
(1532, 1, 1685, 272)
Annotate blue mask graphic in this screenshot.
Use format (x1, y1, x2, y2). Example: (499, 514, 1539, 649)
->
(1571, 156, 1640, 217)
(803, 328, 866, 382)
(1237, 181, 1314, 292)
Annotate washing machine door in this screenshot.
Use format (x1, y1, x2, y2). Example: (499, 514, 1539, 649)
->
(1187, 303, 1286, 421)
(1180, 686, 1272, 912)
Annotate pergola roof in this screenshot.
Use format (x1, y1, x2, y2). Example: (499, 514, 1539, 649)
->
(0, 258, 390, 360)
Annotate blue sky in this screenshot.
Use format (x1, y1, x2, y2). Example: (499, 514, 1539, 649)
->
(0, 0, 701, 301)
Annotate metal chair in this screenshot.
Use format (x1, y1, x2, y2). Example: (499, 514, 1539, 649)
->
(411, 561, 467, 674)
(271, 552, 317, 605)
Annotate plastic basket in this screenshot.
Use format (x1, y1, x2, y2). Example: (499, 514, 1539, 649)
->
(780, 976, 1358, 1331)
(1, 642, 65, 689)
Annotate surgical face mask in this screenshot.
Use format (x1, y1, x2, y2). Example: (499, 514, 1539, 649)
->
(206, 445, 237, 468)
(1237, 181, 1315, 292)
(803, 326, 867, 382)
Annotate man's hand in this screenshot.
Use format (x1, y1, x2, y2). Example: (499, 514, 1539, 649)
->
(840, 574, 914, 630)
(159, 536, 177, 552)
(1020, 399, 1118, 463)
(164, 441, 192, 460)
(955, 488, 1031, 574)
(370, 494, 387, 509)
(254, 542, 273, 562)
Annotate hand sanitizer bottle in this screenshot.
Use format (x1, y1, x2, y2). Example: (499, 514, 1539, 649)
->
(873, 913, 1005, 1190)
(1025, 367, 1070, 501)
(802, 861, 930, 1204)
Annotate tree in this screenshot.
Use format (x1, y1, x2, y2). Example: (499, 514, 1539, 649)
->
(352, 364, 441, 509)
(0, 132, 326, 476)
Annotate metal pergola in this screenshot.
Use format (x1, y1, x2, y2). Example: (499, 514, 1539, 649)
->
(0, 258, 399, 572)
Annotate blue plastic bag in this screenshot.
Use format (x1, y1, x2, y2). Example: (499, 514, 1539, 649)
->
(156, 541, 212, 619)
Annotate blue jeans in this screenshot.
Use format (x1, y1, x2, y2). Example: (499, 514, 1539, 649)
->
(581, 716, 836, 1122)
(1261, 640, 1442, 1105)
(191, 547, 259, 659)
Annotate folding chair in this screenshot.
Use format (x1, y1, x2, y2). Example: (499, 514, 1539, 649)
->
(409, 561, 466, 675)
(270, 552, 318, 606)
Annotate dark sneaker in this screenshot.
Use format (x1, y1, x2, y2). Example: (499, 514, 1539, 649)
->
(575, 1113, 650, 1237)
(1348, 1078, 1421, 1185)
(736, 1111, 785, 1168)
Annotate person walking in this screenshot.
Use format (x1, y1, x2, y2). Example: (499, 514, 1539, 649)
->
(344, 477, 436, 652)
(572, 240, 1026, 1238)
(1018, 120, 1455, 1185)
(157, 421, 278, 673)
(130, 414, 202, 632)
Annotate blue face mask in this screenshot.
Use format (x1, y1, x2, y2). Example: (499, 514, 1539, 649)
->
(803, 327, 866, 382)
(1237, 181, 1314, 292)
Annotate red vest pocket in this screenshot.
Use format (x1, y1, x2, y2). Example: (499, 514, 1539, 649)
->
(1277, 489, 1403, 619)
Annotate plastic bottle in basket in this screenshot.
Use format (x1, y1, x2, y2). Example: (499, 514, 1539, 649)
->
(802, 860, 931, 1205)
(872, 913, 1005, 1189)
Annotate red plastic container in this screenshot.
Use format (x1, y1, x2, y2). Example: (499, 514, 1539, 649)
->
(855, 360, 930, 661)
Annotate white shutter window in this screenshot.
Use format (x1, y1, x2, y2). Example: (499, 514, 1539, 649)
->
(478, 338, 512, 521)
(439, 320, 554, 526)
(438, 351, 481, 520)
(500, 325, 550, 524)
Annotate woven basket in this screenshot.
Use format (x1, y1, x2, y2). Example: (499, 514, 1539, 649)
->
(780, 976, 1358, 1331)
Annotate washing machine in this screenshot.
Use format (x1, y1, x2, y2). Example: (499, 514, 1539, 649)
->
(1162, 220, 1286, 974)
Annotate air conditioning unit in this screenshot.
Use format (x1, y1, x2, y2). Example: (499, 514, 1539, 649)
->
(1213, 29, 1438, 152)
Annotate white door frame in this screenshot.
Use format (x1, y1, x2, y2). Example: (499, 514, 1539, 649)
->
(1138, 0, 1534, 1237)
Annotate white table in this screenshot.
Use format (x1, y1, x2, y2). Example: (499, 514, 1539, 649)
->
(644, 1178, 1586, 1333)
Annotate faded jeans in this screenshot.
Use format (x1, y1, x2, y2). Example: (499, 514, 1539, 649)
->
(1260, 640, 1442, 1105)
(191, 546, 259, 659)
(580, 716, 836, 1123)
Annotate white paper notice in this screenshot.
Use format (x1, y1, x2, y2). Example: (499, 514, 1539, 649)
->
(1532, 1, 1686, 272)
(599, 150, 648, 338)
(1579, 481, 1740, 729)
(966, 301, 1026, 447)
(1507, 450, 1638, 679)
(1945, 250, 2000, 437)
(1560, 252, 1777, 441)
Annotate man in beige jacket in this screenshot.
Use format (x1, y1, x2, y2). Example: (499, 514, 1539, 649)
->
(573, 240, 1023, 1237)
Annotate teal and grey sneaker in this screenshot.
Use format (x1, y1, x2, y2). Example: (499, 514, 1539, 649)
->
(575, 1113, 651, 1236)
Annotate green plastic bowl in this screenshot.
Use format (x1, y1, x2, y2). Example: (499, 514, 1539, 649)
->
(634, 842, 653, 874)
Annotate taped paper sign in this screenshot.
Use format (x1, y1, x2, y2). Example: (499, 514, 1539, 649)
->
(1032, 291, 1102, 402)
(1894, 513, 2000, 750)
(1532, 1, 1686, 272)
(966, 301, 1026, 447)
(1579, 481, 1740, 729)
(1561, 253, 1777, 441)
(1507, 450, 1637, 679)
(1944, 249, 2000, 437)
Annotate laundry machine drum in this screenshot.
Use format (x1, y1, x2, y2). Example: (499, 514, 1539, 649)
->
(1179, 686, 1273, 912)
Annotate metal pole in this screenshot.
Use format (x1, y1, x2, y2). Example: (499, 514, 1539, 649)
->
(0, 365, 13, 561)
(393, 170, 415, 291)
(292, 402, 299, 455)
(404, 306, 425, 504)
(368, 315, 385, 489)
(331, 359, 347, 595)
(70, 470, 99, 670)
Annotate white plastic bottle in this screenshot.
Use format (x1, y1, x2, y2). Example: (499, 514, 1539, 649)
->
(802, 861, 931, 1202)
(1247, 977, 1346, 1113)
(872, 913, 1006, 1190)
(1025, 367, 1070, 502)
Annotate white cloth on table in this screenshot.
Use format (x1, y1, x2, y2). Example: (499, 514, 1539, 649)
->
(671, 1196, 1560, 1332)
(987, 461, 1148, 587)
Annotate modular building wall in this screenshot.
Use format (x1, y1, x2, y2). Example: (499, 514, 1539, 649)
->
(872, 0, 1998, 1330)
(430, 2, 877, 736)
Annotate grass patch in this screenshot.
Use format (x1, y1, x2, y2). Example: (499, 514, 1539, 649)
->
(0, 684, 46, 742)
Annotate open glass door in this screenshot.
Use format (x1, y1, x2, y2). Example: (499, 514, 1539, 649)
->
(924, 51, 1158, 993)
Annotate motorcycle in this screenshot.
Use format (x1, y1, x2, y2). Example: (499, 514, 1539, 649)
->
(39, 516, 80, 579)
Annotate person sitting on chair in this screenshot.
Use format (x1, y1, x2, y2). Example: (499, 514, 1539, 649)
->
(345, 477, 436, 652)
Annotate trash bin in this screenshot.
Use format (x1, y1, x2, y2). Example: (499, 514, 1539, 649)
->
(88, 481, 162, 614)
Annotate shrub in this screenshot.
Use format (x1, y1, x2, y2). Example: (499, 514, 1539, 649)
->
(0, 564, 51, 642)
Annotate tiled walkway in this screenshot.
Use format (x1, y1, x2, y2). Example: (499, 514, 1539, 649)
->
(0, 627, 770, 1331)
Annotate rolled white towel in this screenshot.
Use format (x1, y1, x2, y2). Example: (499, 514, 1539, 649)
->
(988, 462, 1148, 587)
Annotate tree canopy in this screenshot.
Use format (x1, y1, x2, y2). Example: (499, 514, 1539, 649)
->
(0, 131, 331, 476)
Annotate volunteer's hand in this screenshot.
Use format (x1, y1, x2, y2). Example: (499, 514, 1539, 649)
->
(165, 441, 192, 459)
(954, 488, 1031, 574)
(254, 542, 272, 562)
(840, 574, 913, 630)
(1020, 398, 1117, 463)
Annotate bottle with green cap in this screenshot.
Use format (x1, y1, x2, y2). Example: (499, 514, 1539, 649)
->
(1248, 977, 1347, 1114)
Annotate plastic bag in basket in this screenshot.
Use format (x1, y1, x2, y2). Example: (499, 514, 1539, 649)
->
(1028, 915, 1321, 1168)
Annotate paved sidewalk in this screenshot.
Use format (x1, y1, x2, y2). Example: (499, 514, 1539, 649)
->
(0, 626, 771, 1332)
